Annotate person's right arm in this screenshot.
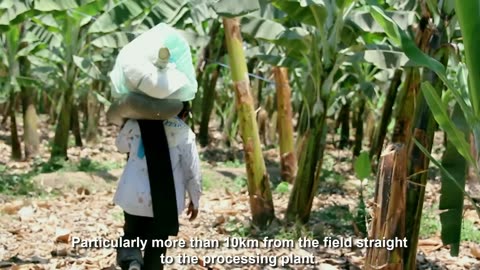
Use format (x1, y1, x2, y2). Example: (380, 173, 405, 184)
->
(115, 120, 139, 153)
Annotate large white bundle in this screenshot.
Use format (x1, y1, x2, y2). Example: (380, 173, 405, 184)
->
(109, 23, 197, 101)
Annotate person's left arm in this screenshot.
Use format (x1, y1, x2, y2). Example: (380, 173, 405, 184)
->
(179, 140, 202, 220)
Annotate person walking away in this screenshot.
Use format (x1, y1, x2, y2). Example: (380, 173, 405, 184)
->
(113, 102, 201, 270)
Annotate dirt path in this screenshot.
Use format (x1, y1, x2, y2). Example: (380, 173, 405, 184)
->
(0, 123, 479, 269)
(1, 165, 479, 270)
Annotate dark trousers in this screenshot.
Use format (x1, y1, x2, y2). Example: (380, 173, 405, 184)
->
(117, 212, 169, 270)
(117, 120, 178, 270)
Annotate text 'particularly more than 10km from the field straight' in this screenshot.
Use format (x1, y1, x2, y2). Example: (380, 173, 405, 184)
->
(71, 236, 408, 251)
(71, 235, 408, 266)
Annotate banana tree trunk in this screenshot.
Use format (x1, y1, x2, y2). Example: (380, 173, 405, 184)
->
(39, 91, 47, 114)
(391, 69, 420, 144)
(199, 65, 221, 147)
(296, 104, 309, 138)
(198, 21, 223, 145)
(222, 17, 275, 227)
(286, 114, 327, 222)
(370, 70, 402, 160)
(21, 86, 40, 159)
(1, 102, 9, 125)
(273, 67, 297, 183)
(51, 86, 74, 160)
(353, 98, 366, 156)
(71, 103, 82, 147)
(9, 91, 22, 161)
(18, 55, 39, 159)
(256, 70, 265, 108)
(224, 98, 237, 148)
(392, 17, 433, 145)
(403, 91, 438, 269)
(468, 134, 480, 202)
(86, 80, 99, 144)
(5, 26, 22, 160)
(48, 92, 58, 125)
(269, 111, 278, 145)
(257, 108, 269, 146)
(51, 15, 83, 160)
(403, 19, 448, 268)
(248, 58, 259, 108)
(85, 92, 99, 144)
(365, 144, 407, 270)
(337, 101, 350, 149)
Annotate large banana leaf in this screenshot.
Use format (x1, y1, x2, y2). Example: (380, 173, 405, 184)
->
(91, 32, 134, 48)
(455, 0, 480, 112)
(348, 9, 415, 33)
(0, 0, 35, 31)
(413, 138, 480, 217)
(33, 0, 98, 11)
(144, 0, 191, 28)
(455, 0, 480, 162)
(88, 1, 153, 33)
(176, 29, 210, 49)
(73, 55, 102, 80)
(439, 61, 480, 256)
(439, 101, 468, 256)
(213, 0, 260, 18)
(256, 54, 305, 68)
(414, 131, 480, 255)
(353, 47, 411, 70)
(240, 16, 311, 53)
(271, 0, 328, 27)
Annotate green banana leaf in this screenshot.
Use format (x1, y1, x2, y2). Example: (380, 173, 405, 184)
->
(439, 103, 468, 256)
(455, 0, 480, 117)
(271, 0, 328, 28)
(0, 0, 35, 31)
(349, 9, 416, 33)
(214, 0, 260, 18)
(73, 55, 103, 80)
(240, 15, 311, 53)
(455, 0, 480, 165)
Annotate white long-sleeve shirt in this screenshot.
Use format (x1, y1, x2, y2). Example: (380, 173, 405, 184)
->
(113, 118, 202, 218)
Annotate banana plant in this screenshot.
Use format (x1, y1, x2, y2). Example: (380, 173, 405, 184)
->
(0, 0, 45, 160)
(239, 0, 371, 222)
(240, 0, 419, 222)
(218, 0, 277, 228)
(366, 1, 480, 264)
(238, 4, 308, 183)
(455, 1, 480, 162)
(27, 0, 162, 160)
(258, 0, 360, 223)
(0, 25, 23, 160)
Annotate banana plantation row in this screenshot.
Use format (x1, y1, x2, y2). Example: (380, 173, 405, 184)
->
(1, 1, 479, 269)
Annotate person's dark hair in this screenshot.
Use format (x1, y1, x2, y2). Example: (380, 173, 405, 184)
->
(178, 101, 191, 119)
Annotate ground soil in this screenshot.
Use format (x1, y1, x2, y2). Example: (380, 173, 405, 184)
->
(0, 117, 479, 270)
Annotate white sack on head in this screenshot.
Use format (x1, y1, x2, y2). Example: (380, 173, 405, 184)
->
(109, 23, 197, 101)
